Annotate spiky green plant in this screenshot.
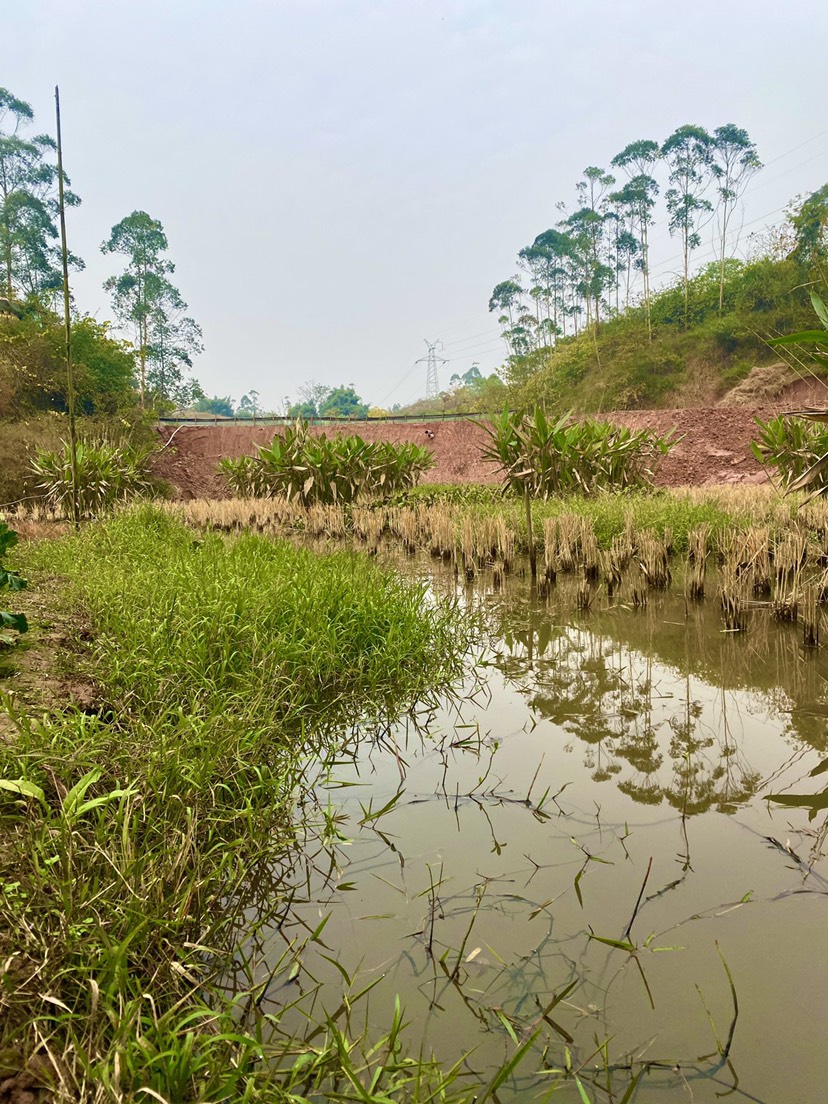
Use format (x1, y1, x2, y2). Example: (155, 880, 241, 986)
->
(219, 420, 434, 504)
(478, 407, 676, 498)
(762, 289, 828, 498)
(30, 439, 162, 517)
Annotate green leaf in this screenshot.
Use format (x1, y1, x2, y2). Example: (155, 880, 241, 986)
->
(769, 330, 828, 346)
(0, 778, 45, 803)
(0, 612, 27, 634)
(588, 933, 636, 952)
(575, 1076, 593, 1103)
(810, 291, 828, 330)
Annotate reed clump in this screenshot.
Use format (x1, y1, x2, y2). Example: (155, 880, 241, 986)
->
(686, 524, 709, 600)
(802, 582, 820, 647)
(720, 564, 749, 633)
(637, 530, 671, 589)
(773, 531, 807, 621)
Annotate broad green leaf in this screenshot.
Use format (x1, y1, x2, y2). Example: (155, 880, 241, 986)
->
(0, 778, 45, 803)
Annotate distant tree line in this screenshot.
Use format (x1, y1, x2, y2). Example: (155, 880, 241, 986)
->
(490, 124, 762, 357)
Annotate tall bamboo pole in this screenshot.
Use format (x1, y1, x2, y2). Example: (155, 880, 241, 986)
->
(54, 85, 80, 529)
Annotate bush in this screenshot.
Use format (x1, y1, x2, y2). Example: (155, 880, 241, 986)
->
(478, 407, 676, 497)
(0, 522, 27, 644)
(219, 421, 434, 504)
(752, 414, 828, 493)
(31, 438, 164, 517)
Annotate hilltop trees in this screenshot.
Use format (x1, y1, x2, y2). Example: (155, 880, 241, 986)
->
(711, 125, 762, 313)
(490, 121, 762, 369)
(0, 86, 83, 301)
(610, 140, 660, 336)
(102, 211, 202, 407)
(661, 125, 717, 325)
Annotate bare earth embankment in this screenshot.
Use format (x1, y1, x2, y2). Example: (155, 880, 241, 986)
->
(153, 406, 789, 499)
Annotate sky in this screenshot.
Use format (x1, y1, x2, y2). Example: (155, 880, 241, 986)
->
(5, 0, 828, 411)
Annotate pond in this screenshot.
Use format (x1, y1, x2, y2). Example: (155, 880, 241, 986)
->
(255, 555, 828, 1102)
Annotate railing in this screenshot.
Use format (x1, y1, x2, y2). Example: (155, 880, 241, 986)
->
(157, 411, 492, 427)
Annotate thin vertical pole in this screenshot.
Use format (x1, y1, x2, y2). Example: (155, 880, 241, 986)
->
(524, 483, 537, 579)
(54, 85, 80, 529)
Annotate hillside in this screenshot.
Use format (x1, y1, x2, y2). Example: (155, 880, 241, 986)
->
(508, 256, 822, 412)
(397, 186, 828, 418)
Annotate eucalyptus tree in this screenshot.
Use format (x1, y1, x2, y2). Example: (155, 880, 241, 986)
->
(102, 211, 201, 406)
(0, 86, 83, 300)
(571, 166, 616, 326)
(661, 125, 717, 326)
(711, 124, 762, 313)
(489, 278, 527, 351)
(145, 280, 203, 406)
(520, 229, 572, 337)
(610, 140, 660, 335)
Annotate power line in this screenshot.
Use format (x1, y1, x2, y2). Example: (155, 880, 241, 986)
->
(441, 326, 503, 349)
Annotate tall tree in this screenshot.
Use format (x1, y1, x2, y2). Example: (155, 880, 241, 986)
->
(711, 124, 762, 313)
(576, 166, 616, 326)
(102, 211, 201, 406)
(145, 280, 203, 406)
(661, 125, 716, 326)
(611, 140, 660, 337)
(237, 390, 261, 418)
(489, 278, 527, 353)
(0, 87, 83, 300)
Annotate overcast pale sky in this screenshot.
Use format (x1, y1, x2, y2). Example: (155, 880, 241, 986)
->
(5, 0, 828, 409)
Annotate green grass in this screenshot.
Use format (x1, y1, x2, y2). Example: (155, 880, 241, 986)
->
(0, 507, 478, 1101)
(403, 485, 749, 553)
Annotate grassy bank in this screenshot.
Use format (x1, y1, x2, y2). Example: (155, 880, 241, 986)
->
(0, 508, 477, 1101)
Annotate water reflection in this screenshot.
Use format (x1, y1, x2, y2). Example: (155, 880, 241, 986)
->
(246, 550, 828, 1103)
(478, 570, 827, 817)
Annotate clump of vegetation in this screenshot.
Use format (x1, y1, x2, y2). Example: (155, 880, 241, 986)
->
(479, 407, 675, 497)
(754, 290, 828, 498)
(0, 508, 475, 1098)
(30, 438, 163, 517)
(0, 522, 27, 644)
(752, 414, 828, 489)
(220, 420, 434, 504)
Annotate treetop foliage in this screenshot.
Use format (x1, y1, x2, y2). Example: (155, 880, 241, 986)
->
(0, 86, 83, 301)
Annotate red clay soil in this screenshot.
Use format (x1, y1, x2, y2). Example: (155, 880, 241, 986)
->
(153, 405, 787, 500)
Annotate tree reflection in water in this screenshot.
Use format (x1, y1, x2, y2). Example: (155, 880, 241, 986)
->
(482, 573, 827, 816)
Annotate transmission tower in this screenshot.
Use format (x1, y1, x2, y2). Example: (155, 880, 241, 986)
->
(415, 339, 448, 399)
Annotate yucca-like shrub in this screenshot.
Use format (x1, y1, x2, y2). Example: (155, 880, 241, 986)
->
(752, 414, 828, 495)
(31, 439, 163, 518)
(219, 421, 434, 504)
(479, 407, 676, 497)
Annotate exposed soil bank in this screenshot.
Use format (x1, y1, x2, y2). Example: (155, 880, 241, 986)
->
(153, 406, 787, 499)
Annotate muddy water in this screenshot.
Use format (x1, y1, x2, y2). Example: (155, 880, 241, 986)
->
(261, 558, 828, 1102)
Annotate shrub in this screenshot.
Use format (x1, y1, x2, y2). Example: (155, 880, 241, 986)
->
(219, 421, 434, 504)
(478, 407, 676, 497)
(0, 522, 27, 644)
(752, 413, 828, 495)
(30, 439, 163, 517)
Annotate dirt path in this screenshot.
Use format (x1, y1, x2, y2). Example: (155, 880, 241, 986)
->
(153, 406, 782, 499)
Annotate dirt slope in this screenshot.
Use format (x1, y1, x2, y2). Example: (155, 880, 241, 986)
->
(153, 405, 790, 499)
